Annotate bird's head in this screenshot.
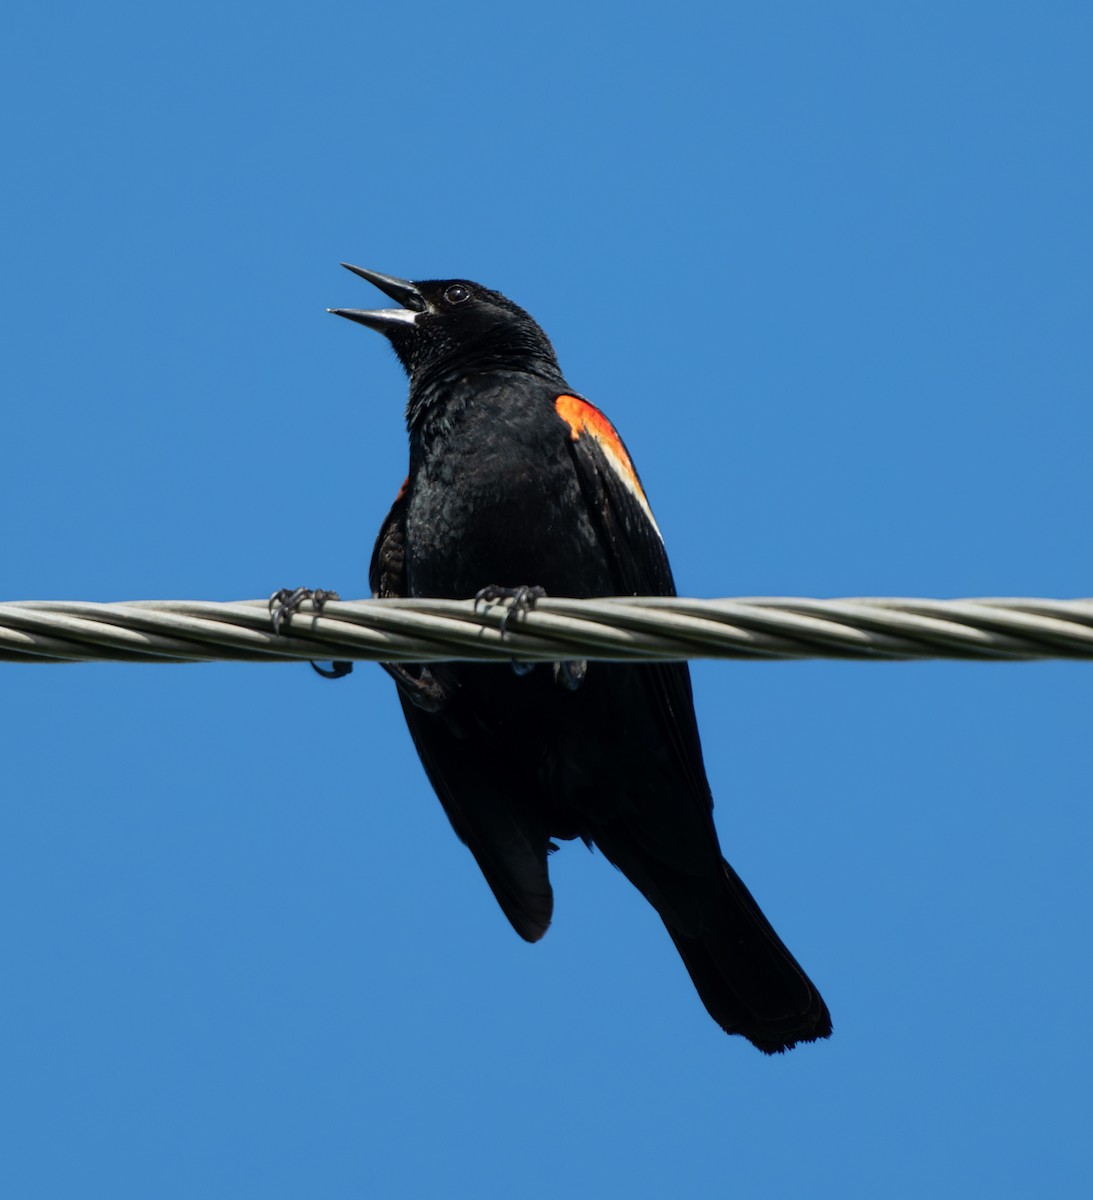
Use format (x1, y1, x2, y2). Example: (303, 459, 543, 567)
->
(329, 265, 562, 388)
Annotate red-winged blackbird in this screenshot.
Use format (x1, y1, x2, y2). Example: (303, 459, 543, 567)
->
(330, 265, 831, 1053)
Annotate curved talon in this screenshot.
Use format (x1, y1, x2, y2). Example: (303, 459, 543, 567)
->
(269, 589, 346, 681)
(268, 586, 342, 634)
(474, 584, 546, 633)
(268, 590, 347, 686)
(269, 586, 306, 634)
(473, 584, 504, 609)
(312, 660, 353, 680)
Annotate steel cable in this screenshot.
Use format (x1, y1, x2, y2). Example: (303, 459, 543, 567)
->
(2, 596, 1093, 664)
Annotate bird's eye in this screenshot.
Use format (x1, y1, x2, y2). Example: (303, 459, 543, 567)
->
(444, 284, 471, 305)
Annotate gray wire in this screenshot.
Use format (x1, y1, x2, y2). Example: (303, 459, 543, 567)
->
(2, 596, 1093, 664)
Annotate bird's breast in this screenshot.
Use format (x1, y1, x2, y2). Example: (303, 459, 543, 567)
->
(404, 399, 612, 599)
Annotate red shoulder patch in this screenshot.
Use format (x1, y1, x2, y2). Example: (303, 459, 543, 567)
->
(555, 394, 662, 539)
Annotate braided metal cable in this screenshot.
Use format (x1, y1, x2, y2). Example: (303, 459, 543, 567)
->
(2, 596, 1093, 664)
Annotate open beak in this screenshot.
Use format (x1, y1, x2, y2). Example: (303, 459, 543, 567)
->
(328, 264, 426, 332)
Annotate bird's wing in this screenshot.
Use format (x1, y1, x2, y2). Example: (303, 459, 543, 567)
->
(554, 394, 713, 815)
(370, 479, 555, 942)
(557, 398, 831, 1048)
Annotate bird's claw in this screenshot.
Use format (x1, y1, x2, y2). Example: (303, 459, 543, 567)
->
(474, 584, 547, 634)
(269, 586, 341, 633)
(473, 588, 582, 686)
(268, 587, 353, 681)
(312, 660, 353, 680)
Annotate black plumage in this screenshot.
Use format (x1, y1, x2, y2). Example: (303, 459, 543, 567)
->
(332, 266, 831, 1053)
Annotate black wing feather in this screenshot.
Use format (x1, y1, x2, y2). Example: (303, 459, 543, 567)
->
(370, 484, 555, 942)
(561, 427, 713, 816)
(563, 417, 831, 1052)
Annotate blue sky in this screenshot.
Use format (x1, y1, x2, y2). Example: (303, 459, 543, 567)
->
(2, 3, 1092, 1196)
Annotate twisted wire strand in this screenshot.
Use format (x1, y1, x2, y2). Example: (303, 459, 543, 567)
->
(2, 596, 1093, 665)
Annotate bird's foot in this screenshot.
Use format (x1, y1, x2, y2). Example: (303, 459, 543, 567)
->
(474, 584, 546, 634)
(268, 587, 353, 681)
(472, 587, 584, 688)
(269, 586, 341, 632)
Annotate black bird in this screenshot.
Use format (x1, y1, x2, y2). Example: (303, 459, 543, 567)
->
(329, 265, 831, 1053)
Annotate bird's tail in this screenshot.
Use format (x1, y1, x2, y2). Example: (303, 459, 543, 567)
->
(660, 858, 831, 1053)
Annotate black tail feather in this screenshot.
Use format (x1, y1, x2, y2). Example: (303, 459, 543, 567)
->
(663, 859, 831, 1053)
(596, 824, 831, 1052)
